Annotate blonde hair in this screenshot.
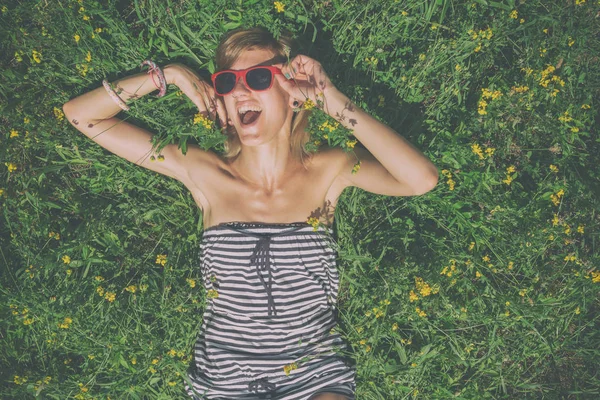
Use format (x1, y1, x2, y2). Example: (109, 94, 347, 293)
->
(215, 27, 313, 168)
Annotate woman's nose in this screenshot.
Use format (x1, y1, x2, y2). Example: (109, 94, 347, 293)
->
(231, 76, 251, 96)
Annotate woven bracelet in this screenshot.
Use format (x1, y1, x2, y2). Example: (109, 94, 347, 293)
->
(140, 60, 167, 98)
(102, 79, 130, 111)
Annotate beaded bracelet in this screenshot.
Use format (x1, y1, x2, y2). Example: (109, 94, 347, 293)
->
(102, 79, 130, 111)
(140, 60, 167, 98)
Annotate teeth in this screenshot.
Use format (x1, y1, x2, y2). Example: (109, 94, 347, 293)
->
(237, 105, 262, 115)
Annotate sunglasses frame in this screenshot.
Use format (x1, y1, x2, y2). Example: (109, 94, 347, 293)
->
(211, 65, 283, 96)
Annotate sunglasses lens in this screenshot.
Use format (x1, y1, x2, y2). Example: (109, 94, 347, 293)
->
(215, 72, 236, 95)
(246, 68, 272, 91)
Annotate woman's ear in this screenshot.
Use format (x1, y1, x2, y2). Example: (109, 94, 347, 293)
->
(289, 98, 302, 109)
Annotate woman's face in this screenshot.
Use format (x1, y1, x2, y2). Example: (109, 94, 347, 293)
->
(223, 48, 292, 145)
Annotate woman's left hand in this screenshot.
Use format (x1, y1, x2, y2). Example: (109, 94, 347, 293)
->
(274, 55, 338, 109)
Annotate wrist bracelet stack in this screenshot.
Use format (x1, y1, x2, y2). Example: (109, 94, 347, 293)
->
(140, 60, 167, 97)
(102, 79, 130, 111)
(102, 59, 167, 111)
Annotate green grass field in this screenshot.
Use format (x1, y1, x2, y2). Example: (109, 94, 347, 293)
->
(1, 0, 599, 398)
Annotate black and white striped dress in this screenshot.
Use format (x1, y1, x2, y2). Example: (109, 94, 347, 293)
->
(185, 221, 356, 399)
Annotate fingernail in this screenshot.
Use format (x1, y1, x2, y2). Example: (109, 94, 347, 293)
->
(284, 72, 291, 79)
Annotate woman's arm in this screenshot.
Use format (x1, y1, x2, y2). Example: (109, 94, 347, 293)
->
(62, 66, 195, 181)
(322, 88, 439, 196)
(275, 55, 439, 196)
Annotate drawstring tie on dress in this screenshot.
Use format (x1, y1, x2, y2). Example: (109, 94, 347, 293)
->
(250, 235, 277, 317)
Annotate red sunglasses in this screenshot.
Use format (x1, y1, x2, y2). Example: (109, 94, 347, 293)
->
(211, 66, 283, 96)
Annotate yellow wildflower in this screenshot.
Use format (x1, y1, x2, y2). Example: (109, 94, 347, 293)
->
(409, 290, 419, 302)
(54, 107, 65, 121)
(186, 278, 196, 288)
(125, 285, 136, 293)
(62, 255, 71, 264)
(10, 129, 19, 138)
(392, 323, 398, 331)
(85, 51, 92, 62)
(74, 34, 81, 43)
(155, 254, 167, 266)
(574, 307, 580, 314)
(475, 271, 482, 278)
(471, 143, 484, 159)
(509, 10, 518, 19)
(283, 362, 298, 376)
(32, 50, 42, 63)
(415, 307, 427, 317)
(206, 289, 219, 299)
(346, 139, 357, 149)
(351, 161, 361, 175)
(104, 291, 116, 302)
(507, 165, 516, 173)
(303, 98, 315, 110)
(402, 11, 408, 16)
(167, 349, 177, 357)
(193, 113, 213, 129)
(274, 1, 285, 13)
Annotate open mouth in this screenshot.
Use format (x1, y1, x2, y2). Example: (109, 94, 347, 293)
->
(237, 105, 263, 127)
(240, 110, 262, 126)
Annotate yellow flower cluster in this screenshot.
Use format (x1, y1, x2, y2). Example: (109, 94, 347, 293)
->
(410, 277, 439, 303)
(591, 271, 600, 283)
(468, 27, 493, 52)
(550, 188, 564, 206)
(478, 88, 502, 115)
(206, 289, 219, 299)
(25, 265, 40, 279)
(319, 120, 339, 132)
(186, 278, 196, 288)
(62, 255, 71, 264)
(5, 162, 17, 172)
(49, 231, 60, 240)
(539, 65, 564, 91)
(392, 322, 398, 331)
(575, 0, 586, 5)
(58, 316, 73, 329)
(104, 291, 116, 302)
(400, 337, 412, 345)
(155, 254, 167, 266)
(274, 1, 285, 12)
(365, 56, 379, 67)
(12, 305, 35, 325)
(14, 375, 28, 385)
(125, 285, 136, 293)
(511, 85, 529, 94)
(440, 259, 458, 277)
(32, 50, 42, 63)
(415, 307, 427, 317)
(441, 169, 455, 190)
(303, 98, 315, 110)
(502, 165, 516, 185)
(351, 160, 361, 175)
(558, 110, 573, 123)
(346, 139, 357, 149)
(509, 10, 518, 19)
(194, 113, 213, 129)
(283, 362, 298, 376)
(53, 107, 65, 122)
(549, 164, 558, 173)
(307, 216, 319, 231)
(471, 143, 495, 160)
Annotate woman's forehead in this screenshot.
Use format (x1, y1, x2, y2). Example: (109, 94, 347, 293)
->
(230, 48, 280, 70)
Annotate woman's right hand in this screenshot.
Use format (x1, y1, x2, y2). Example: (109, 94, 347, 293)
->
(166, 63, 227, 128)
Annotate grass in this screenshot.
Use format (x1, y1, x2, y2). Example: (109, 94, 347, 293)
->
(1, 0, 599, 398)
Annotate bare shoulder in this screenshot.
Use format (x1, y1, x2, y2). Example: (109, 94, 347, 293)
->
(175, 144, 223, 211)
